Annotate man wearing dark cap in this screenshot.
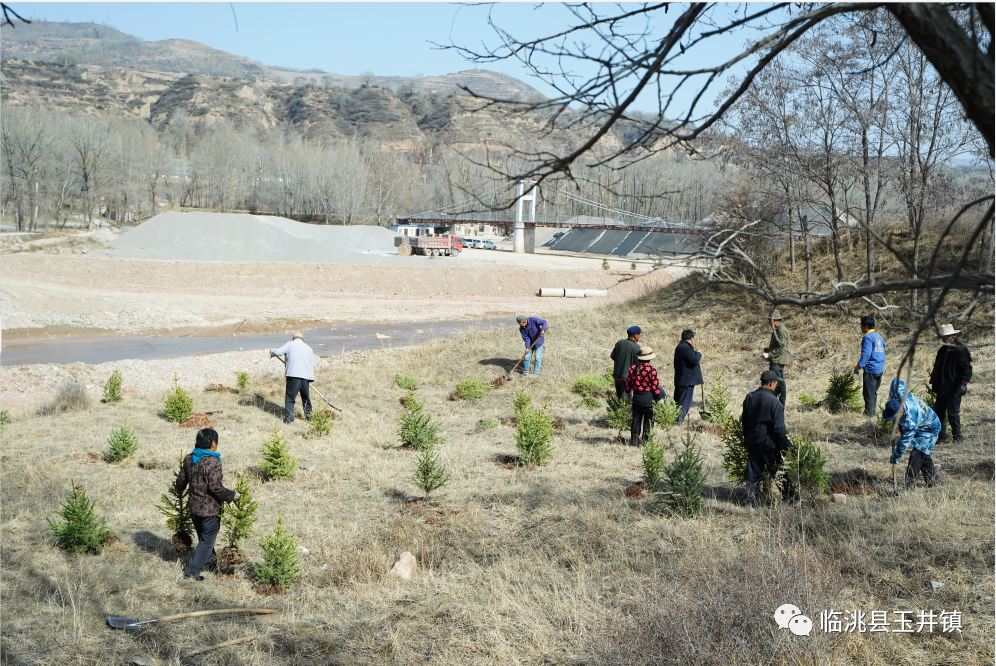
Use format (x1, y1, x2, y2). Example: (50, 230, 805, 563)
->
(740, 370, 793, 507)
(611, 326, 642, 398)
(853, 315, 886, 417)
(762, 310, 790, 405)
(673, 329, 703, 425)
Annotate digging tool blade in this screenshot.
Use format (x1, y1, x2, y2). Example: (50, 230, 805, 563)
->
(108, 608, 276, 630)
(698, 383, 712, 421)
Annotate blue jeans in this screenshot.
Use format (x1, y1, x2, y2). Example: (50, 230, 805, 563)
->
(524, 345, 543, 375)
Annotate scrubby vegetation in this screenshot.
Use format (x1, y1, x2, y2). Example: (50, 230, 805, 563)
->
(822, 371, 863, 413)
(514, 398, 556, 467)
(657, 432, 707, 516)
(39, 380, 91, 416)
(455, 377, 490, 400)
(308, 409, 335, 437)
(394, 373, 420, 391)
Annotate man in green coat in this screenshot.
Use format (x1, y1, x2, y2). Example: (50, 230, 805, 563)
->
(762, 310, 790, 405)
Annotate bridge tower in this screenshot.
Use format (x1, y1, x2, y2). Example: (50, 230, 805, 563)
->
(513, 180, 537, 254)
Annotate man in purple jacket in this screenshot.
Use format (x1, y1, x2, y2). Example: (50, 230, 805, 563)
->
(516, 315, 548, 376)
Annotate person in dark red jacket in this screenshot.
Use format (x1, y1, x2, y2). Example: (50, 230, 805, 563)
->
(929, 324, 973, 443)
(626, 346, 663, 447)
(175, 428, 237, 580)
(740, 370, 793, 507)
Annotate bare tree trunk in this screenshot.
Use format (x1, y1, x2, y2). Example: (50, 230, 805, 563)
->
(803, 215, 812, 291)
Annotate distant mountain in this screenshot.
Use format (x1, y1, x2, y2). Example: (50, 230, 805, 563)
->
(0, 20, 544, 99)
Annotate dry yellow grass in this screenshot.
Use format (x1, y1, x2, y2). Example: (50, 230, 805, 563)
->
(1, 270, 993, 664)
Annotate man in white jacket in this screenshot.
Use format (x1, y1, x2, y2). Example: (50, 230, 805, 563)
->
(270, 331, 315, 423)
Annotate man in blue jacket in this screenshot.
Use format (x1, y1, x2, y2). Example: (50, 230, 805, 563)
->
(853, 315, 886, 417)
(516, 315, 548, 376)
(673, 329, 703, 425)
(883, 378, 941, 488)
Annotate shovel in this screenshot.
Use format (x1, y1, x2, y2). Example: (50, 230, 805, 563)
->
(698, 383, 712, 421)
(507, 339, 538, 379)
(108, 608, 276, 630)
(272, 355, 342, 411)
(892, 463, 899, 496)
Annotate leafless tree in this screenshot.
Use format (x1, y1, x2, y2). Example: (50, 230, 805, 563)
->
(69, 117, 111, 229)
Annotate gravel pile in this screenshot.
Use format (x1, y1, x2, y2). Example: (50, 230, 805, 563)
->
(108, 212, 426, 265)
(1, 346, 405, 414)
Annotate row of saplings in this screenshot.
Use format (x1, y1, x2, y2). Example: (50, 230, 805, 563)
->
(45, 370, 336, 592)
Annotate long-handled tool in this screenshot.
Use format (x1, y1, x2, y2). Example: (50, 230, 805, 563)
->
(108, 608, 276, 630)
(507, 338, 539, 379)
(892, 463, 899, 496)
(272, 355, 342, 411)
(699, 382, 712, 421)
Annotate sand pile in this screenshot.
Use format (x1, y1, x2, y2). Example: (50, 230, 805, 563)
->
(108, 212, 427, 265)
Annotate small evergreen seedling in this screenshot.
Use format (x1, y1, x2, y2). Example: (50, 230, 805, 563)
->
(400, 388, 421, 412)
(308, 409, 335, 437)
(823, 371, 862, 413)
(103, 369, 123, 403)
(107, 421, 139, 462)
(156, 455, 193, 550)
(657, 432, 708, 516)
(475, 418, 498, 432)
(255, 512, 303, 589)
(394, 373, 420, 391)
(641, 429, 667, 489)
(630, 262, 637, 270)
(512, 389, 533, 419)
(410, 442, 452, 499)
(922, 383, 937, 410)
(1, 409, 10, 432)
(515, 402, 556, 466)
(720, 417, 749, 484)
(653, 398, 681, 431)
(798, 392, 820, 409)
(572, 374, 613, 399)
(581, 395, 601, 409)
(455, 377, 490, 400)
(47, 481, 113, 554)
(784, 434, 830, 498)
(601, 258, 610, 270)
(163, 373, 194, 423)
(398, 404, 442, 450)
(236, 371, 250, 392)
(606, 394, 632, 436)
(222, 473, 259, 550)
(704, 373, 733, 425)
(259, 426, 298, 480)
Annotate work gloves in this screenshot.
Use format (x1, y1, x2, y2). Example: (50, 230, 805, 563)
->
(957, 383, 968, 396)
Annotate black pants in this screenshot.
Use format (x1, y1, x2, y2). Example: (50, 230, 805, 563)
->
(185, 514, 220, 578)
(933, 390, 962, 440)
(768, 363, 786, 405)
(906, 448, 939, 487)
(630, 393, 654, 446)
(746, 448, 785, 507)
(674, 385, 695, 425)
(862, 372, 883, 417)
(614, 378, 630, 399)
(284, 376, 312, 423)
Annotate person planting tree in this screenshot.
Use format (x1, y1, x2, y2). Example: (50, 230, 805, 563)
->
(270, 331, 315, 424)
(883, 378, 942, 489)
(175, 428, 237, 581)
(516, 315, 548, 377)
(741, 370, 794, 507)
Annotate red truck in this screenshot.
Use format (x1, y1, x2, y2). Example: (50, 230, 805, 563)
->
(394, 235, 463, 257)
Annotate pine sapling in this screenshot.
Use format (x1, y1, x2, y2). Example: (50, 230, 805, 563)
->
(47, 481, 113, 554)
(653, 398, 680, 431)
(784, 434, 830, 499)
(512, 389, 533, 420)
(103, 369, 123, 403)
(106, 420, 139, 462)
(515, 402, 555, 466)
(308, 409, 335, 437)
(823, 371, 862, 413)
(704, 373, 733, 425)
(606, 394, 632, 436)
(657, 432, 708, 516)
(394, 373, 420, 391)
(720, 417, 749, 484)
(156, 455, 194, 551)
(410, 442, 452, 499)
(236, 371, 250, 392)
(255, 512, 303, 589)
(162, 373, 194, 423)
(222, 472, 259, 551)
(455, 377, 490, 399)
(601, 258, 610, 270)
(581, 395, 602, 409)
(641, 428, 667, 489)
(398, 402, 442, 450)
(259, 426, 298, 480)
(798, 392, 820, 409)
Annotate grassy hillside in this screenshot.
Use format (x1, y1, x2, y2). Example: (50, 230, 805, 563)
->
(2, 267, 992, 664)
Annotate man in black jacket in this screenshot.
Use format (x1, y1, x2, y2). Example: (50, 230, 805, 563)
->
(673, 329, 703, 425)
(611, 326, 642, 398)
(741, 370, 793, 507)
(930, 324, 973, 443)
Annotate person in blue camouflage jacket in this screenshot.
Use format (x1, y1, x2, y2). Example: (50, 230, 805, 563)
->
(883, 378, 941, 488)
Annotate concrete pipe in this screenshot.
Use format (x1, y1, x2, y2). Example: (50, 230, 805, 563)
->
(539, 288, 565, 297)
(583, 289, 608, 297)
(564, 289, 586, 298)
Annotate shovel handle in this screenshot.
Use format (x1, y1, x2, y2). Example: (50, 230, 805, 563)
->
(509, 338, 538, 376)
(156, 608, 276, 623)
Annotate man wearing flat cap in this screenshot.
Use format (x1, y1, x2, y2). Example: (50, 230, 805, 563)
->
(762, 310, 790, 405)
(929, 324, 973, 443)
(611, 325, 642, 398)
(741, 369, 794, 507)
(271, 331, 315, 423)
(673, 329, 703, 425)
(516, 315, 548, 376)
